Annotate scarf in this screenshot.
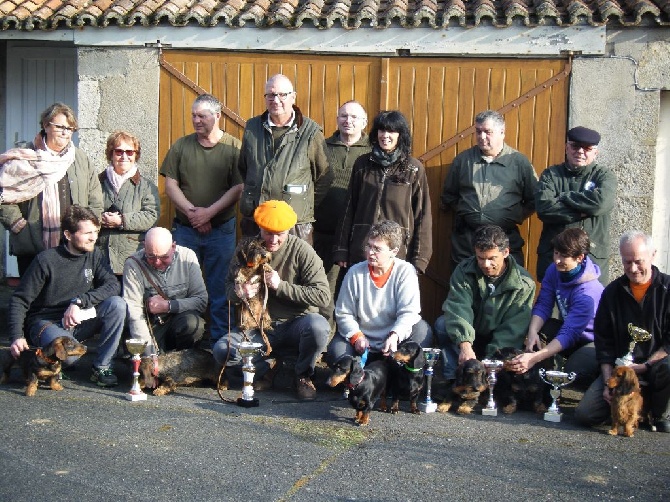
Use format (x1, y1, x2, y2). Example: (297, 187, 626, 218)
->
(0, 140, 74, 205)
(105, 164, 137, 194)
(559, 261, 584, 283)
(371, 144, 403, 167)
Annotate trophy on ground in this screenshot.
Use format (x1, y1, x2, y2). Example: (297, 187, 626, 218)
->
(539, 369, 577, 422)
(481, 359, 503, 416)
(615, 323, 652, 367)
(237, 340, 263, 408)
(419, 348, 441, 413)
(125, 339, 148, 402)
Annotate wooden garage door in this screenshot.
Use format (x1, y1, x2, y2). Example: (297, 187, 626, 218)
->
(159, 52, 568, 323)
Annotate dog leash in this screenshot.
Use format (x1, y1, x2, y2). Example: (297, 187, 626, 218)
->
(217, 302, 238, 404)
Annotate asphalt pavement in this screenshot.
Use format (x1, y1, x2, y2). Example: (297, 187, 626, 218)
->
(0, 282, 668, 501)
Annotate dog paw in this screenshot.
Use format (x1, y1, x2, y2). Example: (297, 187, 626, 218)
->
(502, 403, 517, 414)
(25, 385, 37, 397)
(534, 403, 548, 414)
(51, 382, 64, 392)
(437, 402, 452, 413)
(456, 404, 473, 415)
(608, 428, 618, 436)
(152, 387, 171, 396)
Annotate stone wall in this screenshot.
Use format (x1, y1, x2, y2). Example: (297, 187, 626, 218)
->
(570, 29, 670, 280)
(77, 47, 161, 185)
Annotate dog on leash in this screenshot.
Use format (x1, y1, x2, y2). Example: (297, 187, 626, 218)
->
(493, 347, 552, 414)
(437, 358, 488, 414)
(0, 336, 87, 396)
(231, 237, 273, 334)
(388, 341, 425, 414)
(607, 365, 643, 437)
(328, 355, 388, 426)
(139, 348, 221, 396)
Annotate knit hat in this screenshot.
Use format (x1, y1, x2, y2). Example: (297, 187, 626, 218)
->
(567, 126, 600, 146)
(254, 200, 297, 233)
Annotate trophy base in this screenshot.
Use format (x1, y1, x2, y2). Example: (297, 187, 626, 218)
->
(418, 401, 438, 414)
(482, 408, 498, 417)
(126, 392, 147, 402)
(237, 397, 260, 408)
(544, 412, 562, 422)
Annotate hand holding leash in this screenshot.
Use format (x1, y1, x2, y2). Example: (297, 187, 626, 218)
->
(235, 280, 260, 299)
(264, 269, 281, 290)
(10, 337, 29, 359)
(382, 331, 398, 356)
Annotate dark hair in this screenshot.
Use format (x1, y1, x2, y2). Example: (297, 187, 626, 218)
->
(551, 228, 590, 257)
(40, 102, 78, 131)
(61, 205, 99, 234)
(473, 225, 509, 252)
(105, 130, 141, 163)
(369, 110, 412, 157)
(367, 220, 403, 251)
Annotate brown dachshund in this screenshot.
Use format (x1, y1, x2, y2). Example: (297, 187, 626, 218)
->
(607, 365, 643, 437)
(0, 337, 87, 396)
(139, 348, 221, 396)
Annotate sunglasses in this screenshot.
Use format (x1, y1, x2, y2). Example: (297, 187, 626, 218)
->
(113, 149, 137, 157)
(48, 122, 76, 133)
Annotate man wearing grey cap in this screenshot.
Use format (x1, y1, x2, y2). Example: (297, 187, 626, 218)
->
(536, 126, 617, 284)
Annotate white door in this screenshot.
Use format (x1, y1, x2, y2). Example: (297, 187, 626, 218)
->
(4, 44, 77, 276)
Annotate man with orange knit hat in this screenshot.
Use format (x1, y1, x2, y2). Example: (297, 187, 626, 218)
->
(213, 200, 331, 400)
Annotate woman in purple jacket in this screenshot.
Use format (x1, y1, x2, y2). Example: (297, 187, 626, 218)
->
(509, 228, 603, 384)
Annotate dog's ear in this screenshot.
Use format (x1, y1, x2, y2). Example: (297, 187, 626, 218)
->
(350, 357, 364, 381)
(52, 338, 68, 361)
(620, 367, 640, 395)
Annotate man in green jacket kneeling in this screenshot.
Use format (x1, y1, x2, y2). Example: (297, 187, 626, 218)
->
(434, 224, 536, 381)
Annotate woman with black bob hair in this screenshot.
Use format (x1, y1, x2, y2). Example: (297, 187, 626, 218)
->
(332, 110, 432, 274)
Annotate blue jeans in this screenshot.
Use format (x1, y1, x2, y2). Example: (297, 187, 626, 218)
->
(28, 296, 126, 370)
(173, 218, 237, 344)
(213, 313, 330, 377)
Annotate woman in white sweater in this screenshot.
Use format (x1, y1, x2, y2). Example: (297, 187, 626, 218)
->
(327, 220, 433, 365)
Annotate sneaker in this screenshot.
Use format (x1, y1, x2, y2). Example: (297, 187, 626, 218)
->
(654, 419, 670, 433)
(296, 376, 317, 401)
(90, 367, 118, 387)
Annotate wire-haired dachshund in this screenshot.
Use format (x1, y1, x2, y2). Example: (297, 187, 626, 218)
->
(438, 358, 488, 414)
(0, 336, 87, 396)
(327, 355, 389, 426)
(389, 341, 425, 414)
(493, 347, 552, 414)
(608, 365, 643, 437)
(139, 348, 221, 396)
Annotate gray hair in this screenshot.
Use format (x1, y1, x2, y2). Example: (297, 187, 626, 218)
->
(193, 94, 222, 115)
(619, 230, 654, 251)
(475, 110, 505, 129)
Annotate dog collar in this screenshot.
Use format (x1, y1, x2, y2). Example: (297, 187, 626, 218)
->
(35, 348, 58, 364)
(404, 364, 422, 373)
(347, 373, 365, 389)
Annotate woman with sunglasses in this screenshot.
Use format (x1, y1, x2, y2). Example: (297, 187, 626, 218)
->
(97, 130, 160, 277)
(0, 102, 103, 275)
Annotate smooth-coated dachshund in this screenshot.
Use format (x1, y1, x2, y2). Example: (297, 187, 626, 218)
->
(607, 365, 643, 437)
(389, 341, 425, 414)
(0, 336, 87, 396)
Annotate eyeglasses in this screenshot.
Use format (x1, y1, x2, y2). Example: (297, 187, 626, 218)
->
(567, 142, 597, 153)
(338, 114, 366, 122)
(365, 243, 391, 254)
(113, 149, 137, 157)
(48, 122, 76, 133)
(145, 250, 172, 261)
(264, 92, 294, 101)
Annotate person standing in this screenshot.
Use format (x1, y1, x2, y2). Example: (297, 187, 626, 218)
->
(441, 110, 537, 268)
(160, 93, 242, 347)
(97, 130, 160, 277)
(0, 102, 103, 275)
(535, 126, 617, 284)
(313, 100, 371, 320)
(237, 74, 330, 244)
(333, 110, 432, 274)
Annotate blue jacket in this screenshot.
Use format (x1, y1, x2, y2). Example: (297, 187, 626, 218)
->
(532, 255, 604, 351)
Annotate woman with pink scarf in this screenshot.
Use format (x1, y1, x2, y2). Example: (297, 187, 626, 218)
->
(96, 130, 160, 276)
(0, 103, 102, 275)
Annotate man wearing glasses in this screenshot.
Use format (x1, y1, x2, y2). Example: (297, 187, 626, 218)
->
(160, 93, 242, 347)
(238, 74, 330, 244)
(536, 126, 617, 284)
(123, 227, 208, 358)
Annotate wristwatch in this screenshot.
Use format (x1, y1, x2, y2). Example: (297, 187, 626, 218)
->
(70, 297, 83, 307)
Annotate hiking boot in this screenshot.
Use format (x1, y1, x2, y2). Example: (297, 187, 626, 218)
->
(90, 367, 118, 387)
(296, 376, 317, 401)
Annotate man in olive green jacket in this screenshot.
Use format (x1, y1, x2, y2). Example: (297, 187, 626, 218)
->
(434, 225, 535, 380)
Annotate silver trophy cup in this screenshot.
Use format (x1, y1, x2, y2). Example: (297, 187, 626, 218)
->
(125, 339, 148, 402)
(237, 341, 263, 408)
(481, 359, 504, 416)
(419, 348, 441, 413)
(539, 369, 577, 422)
(615, 323, 652, 367)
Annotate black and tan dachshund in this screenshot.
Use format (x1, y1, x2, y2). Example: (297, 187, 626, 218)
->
(327, 355, 388, 426)
(438, 358, 488, 414)
(493, 347, 552, 414)
(0, 336, 87, 396)
(389, 341, 425, 414)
